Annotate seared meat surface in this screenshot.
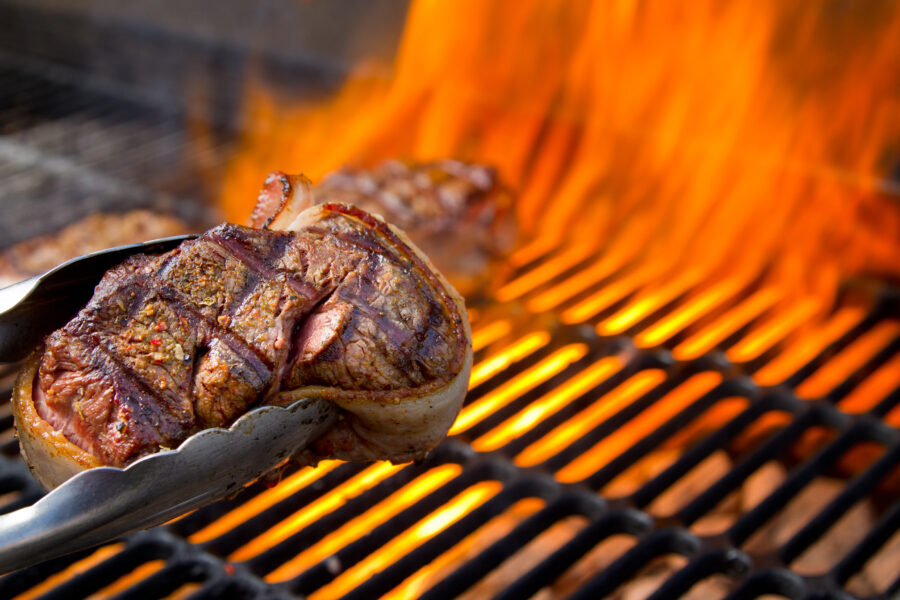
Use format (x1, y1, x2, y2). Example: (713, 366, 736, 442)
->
(251, 160, 516, 296)
(32, 204, 470, 468)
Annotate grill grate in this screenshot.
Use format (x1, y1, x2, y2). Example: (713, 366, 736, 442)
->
(1, 279, 899, 598)
(0, 59, 217, 248)
(2, 31, 900, 600)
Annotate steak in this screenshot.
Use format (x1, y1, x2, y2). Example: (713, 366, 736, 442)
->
(251, 160, 517, 296)
(30, 203, 470, 470)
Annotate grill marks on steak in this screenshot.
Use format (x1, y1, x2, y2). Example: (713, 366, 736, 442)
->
(283, 218, 456, 391)
(37, 262, 203, 465)
(251, 161, 516, 297)
(35, 208, 465, 467)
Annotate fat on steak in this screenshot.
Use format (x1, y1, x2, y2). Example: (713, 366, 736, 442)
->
(251, 160, 516, 296)
(28, 202, 471, 472)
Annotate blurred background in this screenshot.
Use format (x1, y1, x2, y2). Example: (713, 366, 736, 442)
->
(3, 1, 900, 599)
(0, 0, 408, 244)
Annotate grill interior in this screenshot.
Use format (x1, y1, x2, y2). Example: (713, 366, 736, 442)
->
(2, 2, 900, 599)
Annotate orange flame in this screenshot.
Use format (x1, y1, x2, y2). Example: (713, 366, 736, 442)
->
(203, 6, 900, 587)
(218, 0, 900, 303)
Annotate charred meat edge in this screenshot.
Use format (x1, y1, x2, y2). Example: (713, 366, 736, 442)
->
(13, 202, 471, 488)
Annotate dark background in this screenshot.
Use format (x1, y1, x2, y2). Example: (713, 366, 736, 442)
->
(0, 0, 410, 247)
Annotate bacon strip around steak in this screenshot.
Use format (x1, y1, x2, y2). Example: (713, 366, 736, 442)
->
(30, 203, 471, 471)
(250, 160, 517, 296)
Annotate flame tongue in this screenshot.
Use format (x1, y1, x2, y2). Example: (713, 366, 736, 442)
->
(216, 0, 900, 304)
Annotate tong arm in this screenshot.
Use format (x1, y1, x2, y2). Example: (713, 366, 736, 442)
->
(0, 234, 196, 362)
(0, 396, 336, 574)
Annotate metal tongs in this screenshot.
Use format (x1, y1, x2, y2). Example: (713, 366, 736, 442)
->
(0, 235, 193, 362)
(0, 236, 338, 573)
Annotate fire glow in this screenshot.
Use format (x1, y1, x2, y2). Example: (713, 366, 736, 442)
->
(219, 0, 900, 305)
(195, 1, 900, 596)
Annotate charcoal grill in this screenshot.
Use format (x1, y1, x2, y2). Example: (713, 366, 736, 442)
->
(2, 1, 900, 599)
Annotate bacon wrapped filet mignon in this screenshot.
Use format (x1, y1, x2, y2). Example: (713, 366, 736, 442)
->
(251, 160, 517, 297)
(13, 199, 471, 490)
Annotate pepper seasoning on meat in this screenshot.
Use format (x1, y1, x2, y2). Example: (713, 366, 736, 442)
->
(15, 200, 471, 489)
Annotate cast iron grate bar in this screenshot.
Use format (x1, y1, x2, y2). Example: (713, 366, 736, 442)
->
(461, 352, 599, 442)
(283, 445, 505, 595)
(676, 400, 823, 526)
(780, 440, 900, 566)
(833, 497, 900, 586)
(646, 549, 752, 600)
(566, 528, 702, 600)
(829, 336, 900, 405)
(0, 58, 218, 248)
(248, 458, 474, 577)
(536, 365, 680, 474)
(629, 397, 774, 511)
(491, 352, 646, 460)
(582, 378, 756, 491)
(488, 508, 652, 600)
(32, 535, 178, 600)
(203, 463, 370, 559)
(1, 50, 899, 596)
(339, 474, 560, 600)
(418, 489, 607, 600)
(0, 365, 899, 598)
